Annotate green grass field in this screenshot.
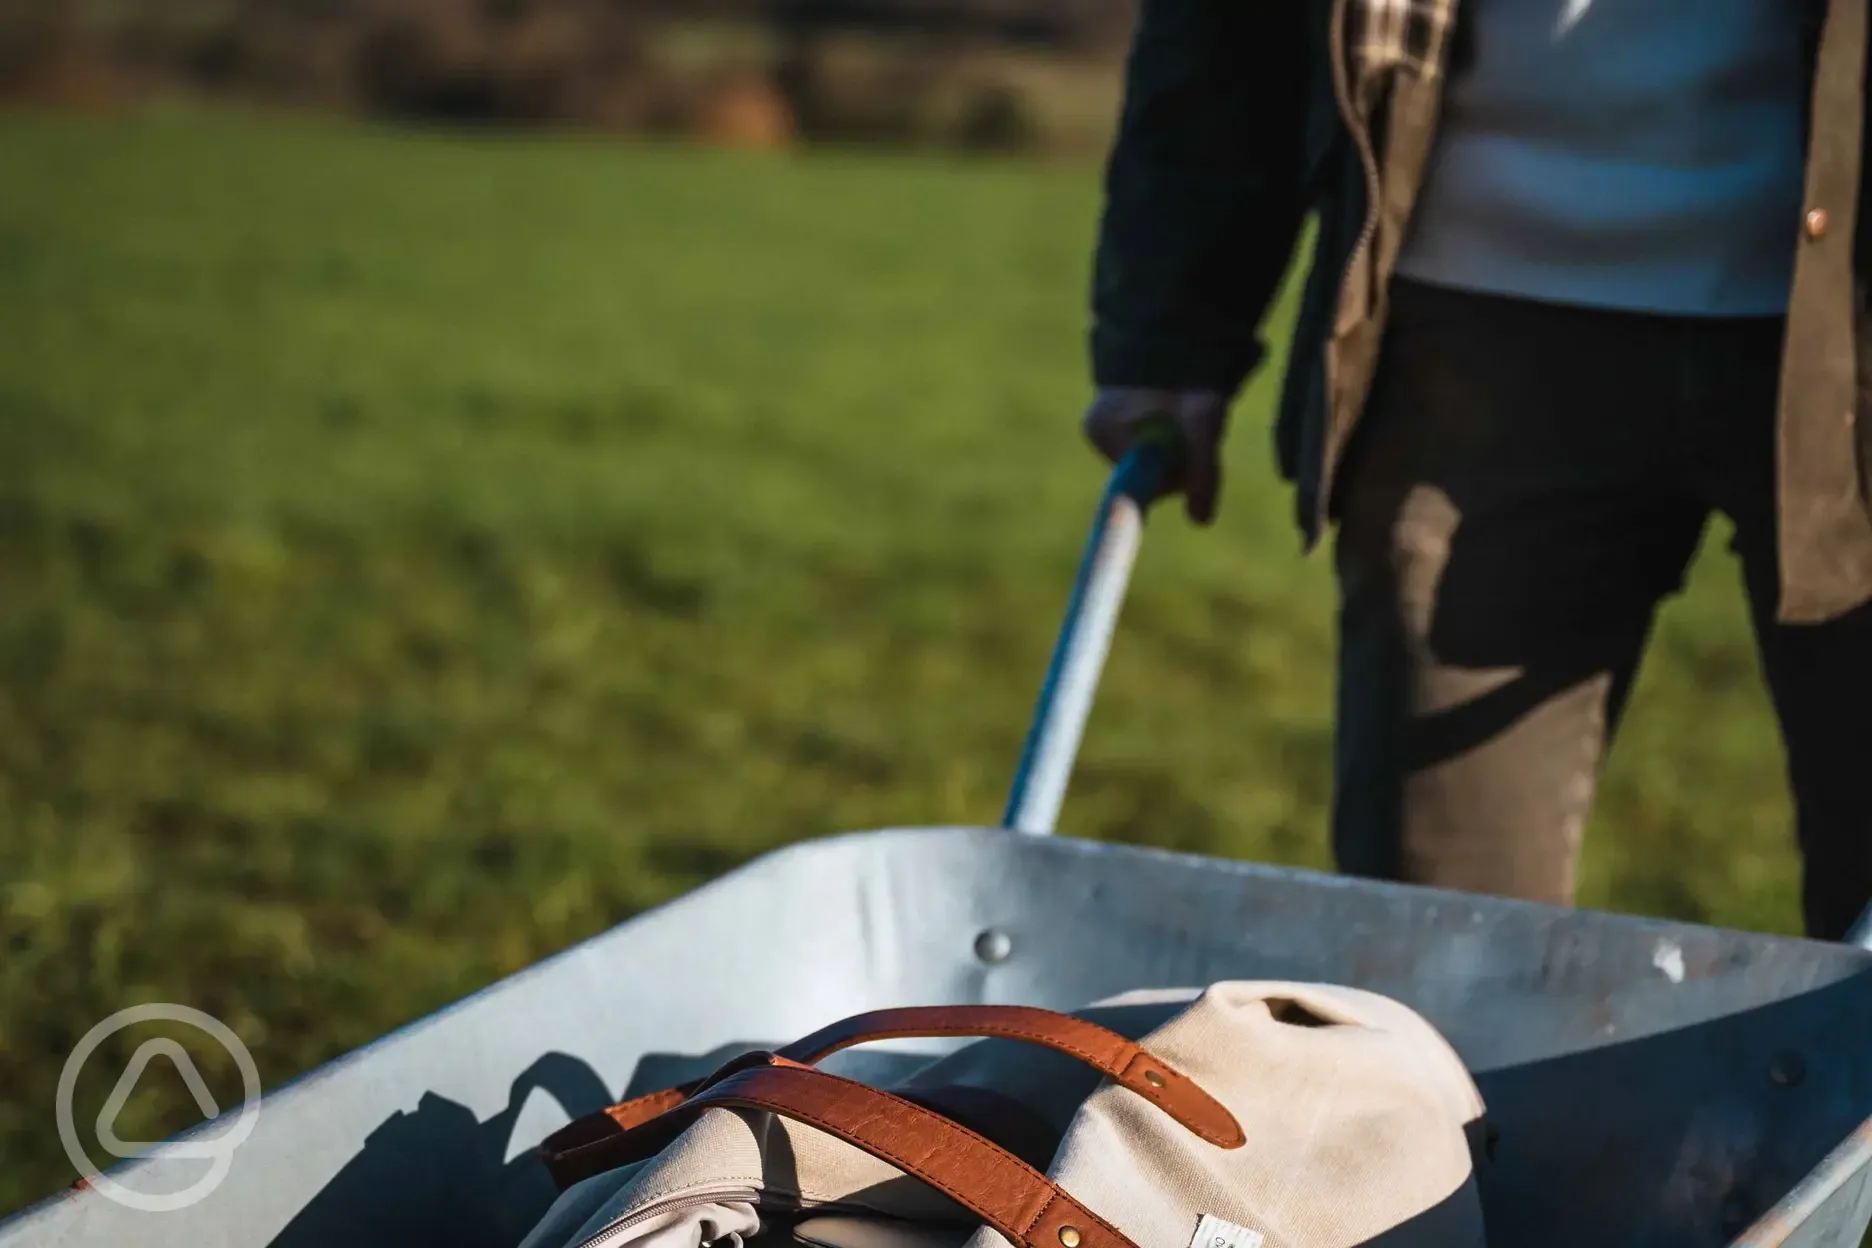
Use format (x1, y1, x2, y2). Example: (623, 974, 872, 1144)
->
(0, 108, 1803, 1215)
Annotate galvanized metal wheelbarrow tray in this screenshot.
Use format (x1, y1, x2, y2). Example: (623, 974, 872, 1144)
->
(9, 440, 1872, 1248)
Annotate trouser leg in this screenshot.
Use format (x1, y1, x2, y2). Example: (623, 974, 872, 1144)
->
(1707, 312, 1872, 941)
(1331, 280, 1708, 904)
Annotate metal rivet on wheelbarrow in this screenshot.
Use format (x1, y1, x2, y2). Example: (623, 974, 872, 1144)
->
(974, 929, 1013, 965)
(1770, 1050, 1807, 1088)
(1058, 1228, 1081, 1247)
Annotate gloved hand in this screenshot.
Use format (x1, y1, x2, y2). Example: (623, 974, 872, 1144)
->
(1081, 387, 1230, 526)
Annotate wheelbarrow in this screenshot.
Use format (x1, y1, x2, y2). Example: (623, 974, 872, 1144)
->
(8, 436, 1872, 1248)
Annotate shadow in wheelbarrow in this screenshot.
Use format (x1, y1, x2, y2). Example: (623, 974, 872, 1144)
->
(265, 1045, 776, 1248)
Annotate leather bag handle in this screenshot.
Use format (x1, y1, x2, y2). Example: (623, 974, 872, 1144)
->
(595, 1058, 1143, 1248)
(539, 1003, 1241, 1189)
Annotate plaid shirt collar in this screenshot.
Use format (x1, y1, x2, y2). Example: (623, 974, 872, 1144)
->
(1346, 0, 1458, 99)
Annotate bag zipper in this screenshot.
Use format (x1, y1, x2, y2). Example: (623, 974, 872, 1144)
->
(573, 1186, 763, 1248)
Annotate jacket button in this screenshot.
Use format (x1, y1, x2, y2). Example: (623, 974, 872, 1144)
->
(1806, 208, 1830, 240)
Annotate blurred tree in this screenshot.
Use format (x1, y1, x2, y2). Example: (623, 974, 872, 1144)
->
(0, 0, 133, 110)
(0, 1, 1137, 156)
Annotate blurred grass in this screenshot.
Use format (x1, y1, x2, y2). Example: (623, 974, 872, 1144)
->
(0, 107, 1799, 1214)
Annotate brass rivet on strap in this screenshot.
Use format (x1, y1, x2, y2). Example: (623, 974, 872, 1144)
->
(1059, 1228, 1082, 1248)
(1143, 1070, 1167, 1088)
(1806, 207, 1830, 240)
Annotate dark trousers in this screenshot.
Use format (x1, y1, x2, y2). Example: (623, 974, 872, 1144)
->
(1331, 277, 1872, 940)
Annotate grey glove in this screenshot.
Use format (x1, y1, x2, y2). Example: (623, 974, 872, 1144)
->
(1080, 387, 1230, 526)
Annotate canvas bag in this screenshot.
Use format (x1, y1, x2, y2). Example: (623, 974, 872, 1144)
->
(521, 981, 1490, 1248)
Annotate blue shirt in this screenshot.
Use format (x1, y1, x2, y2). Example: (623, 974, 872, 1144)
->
(1394, 0, 1811, 316)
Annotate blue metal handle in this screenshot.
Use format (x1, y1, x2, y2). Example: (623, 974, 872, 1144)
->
(1002, 434, 1179, 835)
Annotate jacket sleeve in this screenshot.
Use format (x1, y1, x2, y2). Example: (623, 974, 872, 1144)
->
(1090, 0, 1311, 396)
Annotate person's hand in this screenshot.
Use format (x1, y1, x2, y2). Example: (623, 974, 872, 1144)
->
(1081, 387, 1230, 526)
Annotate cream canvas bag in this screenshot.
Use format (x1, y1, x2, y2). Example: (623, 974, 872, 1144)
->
(522, 982, 1490, 1248)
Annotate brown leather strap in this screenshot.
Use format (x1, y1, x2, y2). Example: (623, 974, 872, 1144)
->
(539, 1003, 1241, 1190)
(602, 1086, 688, 1131)
(773, 1006, 1241, 1147)
(584, 1005, 1239, 1140)
(605, 1059, 1141, 1248)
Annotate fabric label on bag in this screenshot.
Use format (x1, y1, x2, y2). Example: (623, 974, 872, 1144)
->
(1189, 1214, 1263, 1248)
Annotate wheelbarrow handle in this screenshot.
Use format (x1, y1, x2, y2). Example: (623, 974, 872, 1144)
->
(1002, 425, 1183, 835)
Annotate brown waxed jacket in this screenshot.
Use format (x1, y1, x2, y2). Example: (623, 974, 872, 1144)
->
(1090, 0, 1872, 623)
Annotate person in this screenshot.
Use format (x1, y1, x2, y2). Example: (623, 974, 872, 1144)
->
(1080, 0, 1872, 940)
